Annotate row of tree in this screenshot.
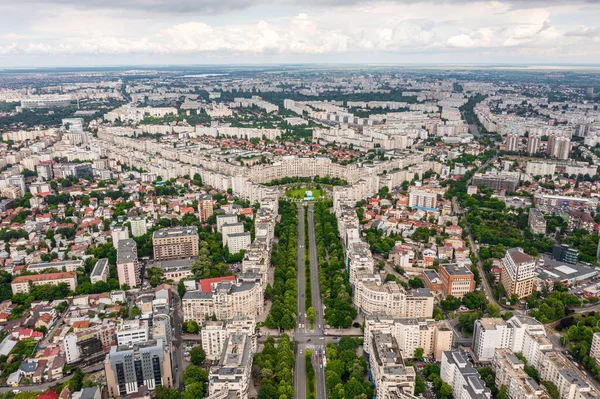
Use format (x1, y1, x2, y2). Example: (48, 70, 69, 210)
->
(324, 337, 372, 399)
(313, 201, 357, 328)
(253, 334, 295, 399)
(264, 200, 298, 330)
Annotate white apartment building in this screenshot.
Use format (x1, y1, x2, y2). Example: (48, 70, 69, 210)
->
(111, 226, 129, 249)
(353, 279, 434, 319)
(11, 272, 77, 295)
(364, 314, 453, 361)
(116, 320, 150, 346)
(501, 248, 537, 299)
(408, 189, 438, 210)
(369, 331, 416, 399)
(473, 315, 547, 362)
(216, 214, 239, 232)
(492, 349, 547, 399)
(441, 350, 492, 399)
(526, 161, 556, 177)
(91, 258, 109, 284)
(227, 232, 251, 255)
(346, 241, 375, 285)
(222, 223, 244, 246)
(26, 260, 82, 273)
(129, 217, 147, 237)
(590, 333, 600, 363)
(537, 350, 592, 399)
(202, 317, 256, 361)
(208, 331, 256, 399)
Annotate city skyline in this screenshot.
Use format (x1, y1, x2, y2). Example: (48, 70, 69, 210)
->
(1, 0, 600, 66)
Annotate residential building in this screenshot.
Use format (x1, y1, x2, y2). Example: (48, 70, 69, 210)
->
(421, 269, 443, 294)
(439, 264, 475, 298)
(153, 227, 199, 261)
(364, 314, 453, 361)
(506, 134, 520, 152)
(117, 239, 140, 288)
(104, 340, 173, 397)
(111, 226, 129, 249)
(198, 195, 213, 222)
(473, 316, 547, 362)
(528, 135, 541, 155)
(537, 350, 592, 399)
(26, 260, 82, 274)
(492, 349, 548, 399)
(91, 258, 109, 284)
(63, 324, 116, 365)
(590, 333, 600, 363)
(552, 244, 579, 265)
(116, 320, 150, 346)
(201, 321, 228, 361)
(501, 248, 536, 299)
(227, 232, 251, 254)
(222, 223, 244, 246)
(182, 279, 263, 322)
(408, 189, 438, 210)
(528, 208, 547, 235)
(472, 171, 520, 192)
(441, 350, 491, 399)
(216, 214, 238, 232)
(354, 279, 434, 319)
(567, 212, 596, 234)
(547, 135, 571, 160)
(129, 217, 147, 238)
(11, 272, 77, 295)
(207, 331, 255, 399)
(369, 331, 416, 399)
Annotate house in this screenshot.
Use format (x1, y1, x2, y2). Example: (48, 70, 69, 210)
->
(48, 356, 65, 380)
(17, 328, 43, 341)
(35, 313, 53, 329)
(0, 312, 9, 322)
(32, 360, 47, 384)
(7, 370, 23, 387)
(19, 360, 37, 378)
(37, 389, 59, 399)
(72, 386, 101, 399)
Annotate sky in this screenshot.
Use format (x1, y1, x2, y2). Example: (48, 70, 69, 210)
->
(0, 0, 599, 67)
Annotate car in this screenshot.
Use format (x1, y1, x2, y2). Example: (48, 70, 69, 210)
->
(300, 349, 303, 354)
(307, 339, 311, 342)
(319, 337, 325, 340)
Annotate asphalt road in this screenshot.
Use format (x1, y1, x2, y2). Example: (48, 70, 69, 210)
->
(306, 203, 327, 399)
(294, 205, 308, 399)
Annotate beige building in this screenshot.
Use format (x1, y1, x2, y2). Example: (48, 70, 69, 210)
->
(11, 272, 77, 295)
(354, 278, 434, 319)
(116, 239, 140, 288)
(364, 315, 453, 361)
(501, 248, 536, 299)
(369, 331, 416, 399)
(182, 280, 263, 322)
(153, 227, 199, 261)
(198, 195, 214, 222)
(492, 349, 550, 399)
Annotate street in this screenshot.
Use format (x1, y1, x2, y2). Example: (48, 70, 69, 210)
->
(294, 205, 307, 399)
(171, 287, 184, 391)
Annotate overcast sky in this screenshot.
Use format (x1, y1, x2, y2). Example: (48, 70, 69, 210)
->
(0, 0, 599, 67)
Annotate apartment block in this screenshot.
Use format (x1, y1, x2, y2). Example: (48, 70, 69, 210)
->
(408, 189, 438, 210)
(537, 350, 592, 399)
(222, 223, 244, 246)
(129, 217, 147, 238)
(369, 331, 416, 399)
(501, 248, 536, 299)
(202, 317, 256, 361)
(441, 350, 491, 399)
(216, 214, 238, 232)
(473, 316, 547, 362)
(528, 208, 547, 235)
(11, 272, 77, 295)
(63, 324, 116, 365)
(116, 320, 150, 346)
(439, 264, 475, 298)
(26, 260, 82, 274)
(182, 279, 263, 322)
(104, 340, 173, 397)
(90, 258, 109, 284)
(492, 349, 548, 399)
(198, 195, 214, 222)
(153, 227, 199, 261)
(111, 226, 129, 249)
(364, 314, 453, 361)
(207, 331, 255, 399)
(354, 278, 434, 319)
(227, 232, 251, 254)
(117, 239, 140, 288)
(590, 333, 600, 363)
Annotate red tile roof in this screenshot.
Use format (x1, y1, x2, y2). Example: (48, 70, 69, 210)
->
(199, 276, 236, 292)
(12, 272, 76, 285)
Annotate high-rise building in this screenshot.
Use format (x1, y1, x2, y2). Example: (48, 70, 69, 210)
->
(197, 195, 214, 222)
(116, 320, 150, 346)
(590, 332, 600, 363)
(408, 189, 438, 210)
(111, 226, 129, 249)
(104, 339, 173, 397)
(152, 227, 199, 261)
(36, 161, 54, 181)
(501, 248, 536, 299)
(441, 350, 492, 399)
(369, 331, 416, 399)
(129, 217, 147, 238)
(547, 135, 571, 160)
(505, 134, 520, 152)
(527, 134, 541, 155)
(116, 239, 140, 288)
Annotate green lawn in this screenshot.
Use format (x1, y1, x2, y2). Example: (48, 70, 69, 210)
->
(285, 188, 323, 199)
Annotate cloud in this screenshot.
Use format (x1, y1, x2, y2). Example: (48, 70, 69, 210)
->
(565, 26, 600, 37)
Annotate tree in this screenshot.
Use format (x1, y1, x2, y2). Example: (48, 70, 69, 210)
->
(68, 368, 84, 391)
(510, 293, 520, 305)
(414, 347, 424, 361)
(408, 277, 425, 288)
(190, 346, 206, 365)
(440, 295, 462, 311)
(146, 267, 163, 287)
(414, 376, 426, 395)
(463, 291, 488, 310)
(178, 280, 187, 298)
(497, 385, 508, 399)
(486, 303, 501, 317)
(155, 386, 179, 399)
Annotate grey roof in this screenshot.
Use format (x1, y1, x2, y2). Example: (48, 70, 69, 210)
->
(152, 226, 198, 239)
(183, 290, 214, 300)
